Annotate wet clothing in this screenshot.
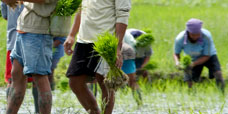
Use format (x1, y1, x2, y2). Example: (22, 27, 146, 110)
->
(174, 28, 217, 61)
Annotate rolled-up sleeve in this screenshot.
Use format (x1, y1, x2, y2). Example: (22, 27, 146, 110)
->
(115, 0, 131, 25)
(1, 2, 8, 19)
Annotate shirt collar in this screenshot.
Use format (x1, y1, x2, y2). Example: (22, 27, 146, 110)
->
(183, 31, 203, 45)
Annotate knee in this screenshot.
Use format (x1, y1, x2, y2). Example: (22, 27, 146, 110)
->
(69, 78, 85, 93)
(214, 71, 223, 80)
(11, 69, 25, 82)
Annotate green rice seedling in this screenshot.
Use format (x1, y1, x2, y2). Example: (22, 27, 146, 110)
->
(142, 60, 157, 70)
(57, 77, 69, 92)
(180, 55, 192, 69)
(142, 28, 152, 34)
(93, 32, 129, 91)
(135, 33, 154, 48)
(54, 0, 82, 16)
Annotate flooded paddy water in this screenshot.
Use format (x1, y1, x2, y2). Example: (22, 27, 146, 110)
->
(0, 85, 228, 114)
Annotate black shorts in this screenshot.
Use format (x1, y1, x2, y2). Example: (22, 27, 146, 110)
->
(66, 43, 100, 77)
(184, 55, 221, 82)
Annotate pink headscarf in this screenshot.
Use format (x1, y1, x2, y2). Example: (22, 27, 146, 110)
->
(186, 18, 203, 34)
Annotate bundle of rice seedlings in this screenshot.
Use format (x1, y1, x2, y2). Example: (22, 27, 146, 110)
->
(54, 0, 82, 16)
(180, 55, 192, 69)
(142, 60, 157, 70)
(57, 77, 69, 92)
(93, 32, 129, 91)
(142, 28, 152, 34)
(135, 33, 154, 48)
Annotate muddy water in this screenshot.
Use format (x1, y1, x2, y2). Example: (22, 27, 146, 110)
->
(0, 87, 228, 114)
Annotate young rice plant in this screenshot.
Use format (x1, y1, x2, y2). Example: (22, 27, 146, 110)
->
(93, 32, 128, 91)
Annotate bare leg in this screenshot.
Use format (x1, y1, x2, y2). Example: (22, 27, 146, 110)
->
(48, 69, 55, 91)
(214, 71, 225, 93)
(33, 74, 52, 114)
(187, 80, 193, 88)
(69, 75, 100, 114)
(6, 59, 27, 114)
(32, 83, 39, 113)
(96, 74, 115, 114)
(128, 73, 142, 106)
(6, 83, 11, 100)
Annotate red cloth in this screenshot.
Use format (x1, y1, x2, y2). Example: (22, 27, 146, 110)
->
(5, 51, 12, 83)
(5, 51, 33, 83)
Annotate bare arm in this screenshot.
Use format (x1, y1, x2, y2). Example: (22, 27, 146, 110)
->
(191, 56, 210, 67)
(68, 11, 81, 38)
(115, 23, 127, 69)
(141, 56, 150, 68)
(64, 11, 81, 55)
(173, 54, 180, 66)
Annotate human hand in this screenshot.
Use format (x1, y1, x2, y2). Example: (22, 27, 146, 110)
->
(64, 35, 75, 56)
(175, 61, 182, 70)
(115, 49, 123, 69)
(53, 40, 61, 48)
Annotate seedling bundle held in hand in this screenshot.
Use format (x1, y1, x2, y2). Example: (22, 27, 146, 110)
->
(142, 61, 157, 70)
(50, 0, 81, 36)
(54, 0, 82, 16)
(136, 33, 154, 48)
(180, 55, 192, 69)
(93, 32, 129, 91)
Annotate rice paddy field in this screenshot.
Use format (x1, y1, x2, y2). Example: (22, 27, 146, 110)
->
(1, 0, 228, 113)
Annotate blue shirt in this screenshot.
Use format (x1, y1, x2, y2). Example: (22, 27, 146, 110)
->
(174, 28, 217, 61)
(1, 3, 24, 50)
(53, 37, 66, 59)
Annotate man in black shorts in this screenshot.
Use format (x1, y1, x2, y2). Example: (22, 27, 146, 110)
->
(173, 18, 225, 92)
(64, 0, 131, 114)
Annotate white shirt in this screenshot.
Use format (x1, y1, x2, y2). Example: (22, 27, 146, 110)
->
(77, 0, 131, 43)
